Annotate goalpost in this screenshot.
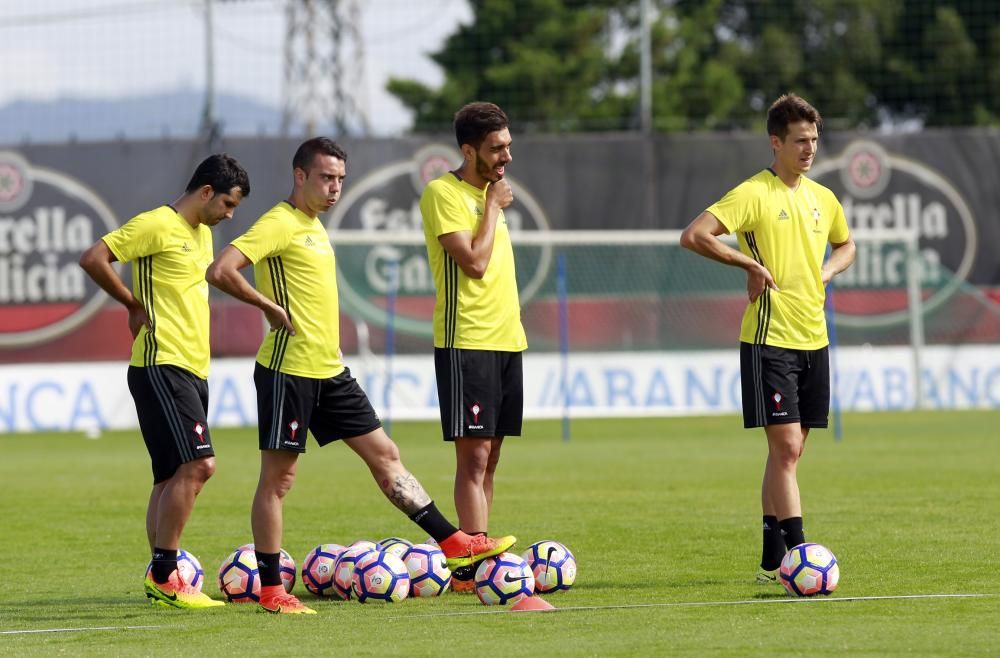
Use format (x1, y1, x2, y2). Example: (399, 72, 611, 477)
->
(330, 229, 926, 425)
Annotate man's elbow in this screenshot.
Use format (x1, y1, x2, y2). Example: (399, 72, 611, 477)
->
(679, 226, 699, 252)
(205, 262, 225, 288)
(78, 245, 101, 273)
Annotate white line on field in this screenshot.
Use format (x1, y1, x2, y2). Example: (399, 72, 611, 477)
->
(390, 592, 997, 619)
(1, 625, 168, 636)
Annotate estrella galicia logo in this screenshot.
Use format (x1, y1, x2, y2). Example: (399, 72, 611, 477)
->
(811, 140, 977, 328)
(325, 144, 551, 337)
(0, 151, 119, 347)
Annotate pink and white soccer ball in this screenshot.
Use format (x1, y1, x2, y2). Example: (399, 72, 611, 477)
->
(474, 552, 535, 605)
(351, 551, 410, 603)
(217, 546, 297, 602)
(332, 545, 376, 600)
(302, 543, 346, 597)
(403, 543, 452, 597)
(145, 548, 204, 591)
(218, 548, 260, 603)
(521, 540, 577, 593)
(779, 543, 840, 597)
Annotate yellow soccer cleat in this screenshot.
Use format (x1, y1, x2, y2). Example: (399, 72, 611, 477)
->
(144, 572, 225, 609)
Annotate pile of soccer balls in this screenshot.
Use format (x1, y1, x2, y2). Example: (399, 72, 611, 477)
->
(211, 537, 578, 605)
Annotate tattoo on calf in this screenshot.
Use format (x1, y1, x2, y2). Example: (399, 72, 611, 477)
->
(386, 471, 431, 514)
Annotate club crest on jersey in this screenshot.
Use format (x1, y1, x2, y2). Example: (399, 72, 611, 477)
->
(288, 420, 300, 441)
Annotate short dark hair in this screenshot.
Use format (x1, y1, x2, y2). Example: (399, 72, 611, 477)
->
(766, 94, 822, 140)
(185, 153, 250, 196)
(454, 102, 509, 149)
(292, 137, 348, 172)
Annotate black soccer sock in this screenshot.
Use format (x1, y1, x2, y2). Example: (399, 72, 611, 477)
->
(150, 547, 178, 584)
(779, 516, 806, 551)
(255, 551, 283, 587)
(760, 515, 784, 571)
(408, 502, 459, 543)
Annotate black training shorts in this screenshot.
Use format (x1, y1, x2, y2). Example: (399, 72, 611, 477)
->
(127, 365, 214, 484)
(740, 342, 830, 429)
(254, 363, 382, 452)
(434, 348, 523, 440)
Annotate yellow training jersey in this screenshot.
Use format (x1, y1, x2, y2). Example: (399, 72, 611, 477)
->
(707, 168, 850, 350)
(420, 173, 527, 351)
(230, 202, 345, 379)
(102, 205, 213, 379)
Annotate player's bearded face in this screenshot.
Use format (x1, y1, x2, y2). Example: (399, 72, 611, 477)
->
(473, 128, 512, 183)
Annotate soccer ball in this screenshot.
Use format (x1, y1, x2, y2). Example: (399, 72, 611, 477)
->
(378, 536, 413, 558)
(403, 543, 451, 597)
(779, 543, 840, 596)
(145, 548, 204, 591)
(218, 548, 260, 603)
(474, 553, 535, 605)
(218, 546, 297, 602)
(521, 540, 577, 593)
(333, 545, 376, 600)
(351, 551, 410, 603)
(347, 540, 379, 554)
(302, 543, 346, 597)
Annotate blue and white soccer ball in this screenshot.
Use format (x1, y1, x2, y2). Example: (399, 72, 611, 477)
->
(403, 543, 452, 597)
(351, 551, 410, 603)
(218, 546, 297, 602)
(218, 548, 260, 603)
(145, 548, 204, 591)
(378, 537, 413, 559)
(302, 543, 346, 597)
(779, 543, 840, 597)
(333, 545, 376, 600)
(521, 540, 577, 593)
(474, 552, 535, 605)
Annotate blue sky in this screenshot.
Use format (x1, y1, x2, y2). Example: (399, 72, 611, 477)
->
(0, 0, 469, 136)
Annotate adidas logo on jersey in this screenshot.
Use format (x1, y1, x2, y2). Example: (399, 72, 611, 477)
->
(777, 209, 789, 220)
(304, 235, 315, 246)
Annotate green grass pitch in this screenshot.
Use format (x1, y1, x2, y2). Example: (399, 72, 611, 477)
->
(2, 411, 998, 656)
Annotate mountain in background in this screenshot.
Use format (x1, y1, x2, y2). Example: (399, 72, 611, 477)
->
(0, 89, 288, 145)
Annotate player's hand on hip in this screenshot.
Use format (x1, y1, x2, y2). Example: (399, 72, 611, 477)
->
(264, 305, 296, 336)
(747, 264, 778, 303)
(486, 179, 514, 209)
(127, 303, 152, 338)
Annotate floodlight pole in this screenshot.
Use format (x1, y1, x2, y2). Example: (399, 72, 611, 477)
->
(201, 0, 218, 142)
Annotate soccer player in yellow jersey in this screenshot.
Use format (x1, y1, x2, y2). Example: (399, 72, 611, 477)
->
(419, 102, 527, 591)
(79, 154, 249, 609)
(206, 137, 516, 615)
(680, 94, 856, 584)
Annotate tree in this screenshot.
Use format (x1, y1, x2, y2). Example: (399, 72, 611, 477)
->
(388, 0, 1000, 132)
(387, 0, 633, 132)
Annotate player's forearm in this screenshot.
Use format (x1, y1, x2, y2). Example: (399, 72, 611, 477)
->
(822, 239, 857, 284)
(683, 230, 759, 272)
(466, 209, 499, 278)
(79, 256, 140, 311)
(206, 266, 271, 311)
